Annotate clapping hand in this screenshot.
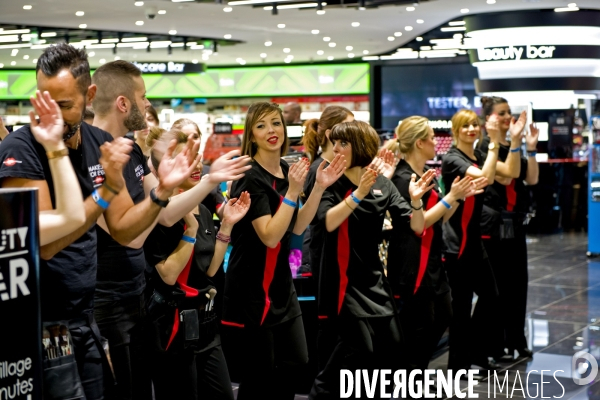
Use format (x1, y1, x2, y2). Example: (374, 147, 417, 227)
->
(157, 137, 202, 192)
(355, 167, 378, 199)
(526, 122, 539, 151)
(222, 191, 251, 227)
(315, 154, 346, 190)
(288, 158, 309, 197)
(408, 169, 436, 201)
(208, 150, 252, 185)
(485, 113, 502, 144)
(29, 90, 65, 151)
(509, 111, 527, 142)
(99, 138, 132, 193)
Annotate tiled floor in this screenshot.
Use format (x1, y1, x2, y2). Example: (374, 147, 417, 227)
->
(235, 233, 599, 399)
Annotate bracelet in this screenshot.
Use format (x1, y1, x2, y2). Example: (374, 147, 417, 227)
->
(216, 232, 231, 244)
(181, 235, 196, 244)
(349, 192, 361, 204)
(282, 197, 297, 208)
(440, 199, 452, 210)
(509, 147, 520, 153)
(91, 189, 110, 210)
(103, 182, 120, 195)
(410, 199, 423, 210)
(343, 197, 354, 211)
(528, 151, 537, 157)
(46, 148, 69, 160)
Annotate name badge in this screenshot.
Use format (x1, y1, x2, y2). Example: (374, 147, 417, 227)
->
(373, 189, 383, 196)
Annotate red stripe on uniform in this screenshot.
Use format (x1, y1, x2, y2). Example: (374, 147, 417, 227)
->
(221, 320, 245, 328)
(318, 315, 328, 319)
(337, 189, 353, 315)
(458, 196, 475, 259)
(506, 179, 516, 212)
(415, 190, 438, 294)
(165, 308, 180, 350)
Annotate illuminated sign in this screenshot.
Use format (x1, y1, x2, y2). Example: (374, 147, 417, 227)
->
(427, 96, 481, 110)
(476, 45, 556, 62)
(132, 61, 204, 74)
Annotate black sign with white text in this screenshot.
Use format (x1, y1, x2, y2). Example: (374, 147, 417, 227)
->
(132, 61, 205, 74)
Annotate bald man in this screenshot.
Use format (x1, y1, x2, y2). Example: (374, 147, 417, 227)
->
(283, 102, 302, 125)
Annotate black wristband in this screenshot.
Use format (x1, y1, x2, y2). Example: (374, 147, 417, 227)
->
(103, 182, 120, 195)
(150, 187, 170, 208)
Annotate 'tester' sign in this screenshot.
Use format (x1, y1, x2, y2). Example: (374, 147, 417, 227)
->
(0, 188, 42, 400)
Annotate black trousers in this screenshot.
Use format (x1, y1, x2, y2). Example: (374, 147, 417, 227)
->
(483, 231, 529, 353)
(444, 248, 500, 370)
(309, 314, 404, 400)
(398, 289, 452, 372)
(221, 315, 309, 400)
(151, 342, 234, 400)
(69, 322, 105, 400)
(316, 317, 339, 371)
(94, 295, 151, 400)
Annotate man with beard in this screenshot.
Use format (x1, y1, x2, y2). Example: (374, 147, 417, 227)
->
(0, 44, 200, 399)
(90, 60, 252, 400)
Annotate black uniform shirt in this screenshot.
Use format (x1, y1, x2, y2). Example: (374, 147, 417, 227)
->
(387, 159, 450, 299)
(441, 147, 486, 257)
(0, 122, 112, 321)
(95, 142, 151, 303)
(317, 174, 411, 319)
(302, 157, 326, 276)
(223, 160, 301, 328)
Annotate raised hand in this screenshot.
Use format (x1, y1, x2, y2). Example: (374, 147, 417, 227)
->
(509, 110, 527, 141)
(408, 169, 436, 201)
(99, 137, 132, 192)
(315, 154, 346, 190)
(288, 157, 309, 197)
(471, 176, 489, 192)
(208, 150, 251, 184)
(369, 150, 396, 179)
(355, 167, 378, 199)
(485, 113, 502, 144)
(157, 137, 202, 192)
(29, 90, 65, 151)
(526, 122, 539, 151)
(222, 191, 251, 227)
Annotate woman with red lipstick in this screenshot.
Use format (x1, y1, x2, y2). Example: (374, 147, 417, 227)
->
(442, 109, 525, 373)
(478, 96, 539, 360)
(144, 130, 250, 400)
(221, 102, 345, 400)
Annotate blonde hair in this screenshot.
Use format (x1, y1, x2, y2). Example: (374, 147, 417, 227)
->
(145, 126, 166, 149)
(394, 116, 430, 155)
(149, 129, 188, 172)
(451, 109, 481, 144)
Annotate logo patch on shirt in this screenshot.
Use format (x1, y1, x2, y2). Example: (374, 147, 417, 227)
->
(94, 175, 105, 185)
(88, 163, 106, 188)
(3, 158, 22, 167)
(373, 189, 383, 196)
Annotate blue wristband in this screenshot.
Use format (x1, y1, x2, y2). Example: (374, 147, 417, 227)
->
(440, 199, 452, 210)
(91, 189, 109, 210)
(528, 151, 537, 157)
(510, 147, 520, 153)
(350, 192, 361, 204)
(282, 197, 297, 208)
(181, 235, 196, 244)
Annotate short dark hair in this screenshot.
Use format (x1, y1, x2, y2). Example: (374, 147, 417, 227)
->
(480, 96, 508, 119)
(36, 43, 91, 95)
(147, 105, 160, 125)
(241, 102, 288, 158)
(92, 60, 142, 117)
(329, 120, 380, 168)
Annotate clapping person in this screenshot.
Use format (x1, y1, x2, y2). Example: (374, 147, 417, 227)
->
(221, 102, 345, 400)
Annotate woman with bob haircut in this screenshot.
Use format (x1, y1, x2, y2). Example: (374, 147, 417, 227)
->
(221, 102, 346, 400)
(442, 108, 525, 373)
(309, 120, 432, 399)
(387, 116, 487, 374)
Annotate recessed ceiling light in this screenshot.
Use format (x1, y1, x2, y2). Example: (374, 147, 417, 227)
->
(351, 22, 360, 27)
(191, 59, 198, 63)
(416, 19, 424, 24)
(323, 36, 331, 42)
(312, 29, 320, 34)
(387, 36, 395, 41)
(169, 30, 177, 35)
(32, 59, 37, 63)
(346, 45, 353, 51)
(284, 59, 291, 63)
(76, 11, 85, 16)
(486, 0, 496, 3)
(278, 24, 286, 28)
(317, 10, 325, 15)
(158, 9, 167, 14)
(265, 41, 272, 46)
(460, 8, 469, 13)
(11, 61, 16, 66)
(327, 56, 334, 60)
(114, 56, 121, 60)
(99, 58, 106, 64)
(224, 34, 232, 39)
(568, 2, 577, 6)
(88, 52, 96, 57)
(223, 6, 232, 11)
(11, 49, 18, 56)
(135, 1, 144, 6)
(406, 6, 415, 11)
(317, 50, 324, 55)
(23, 55, 29, 60)
(449, 21, 465, 26)
(405, 26, 413, 31)
(328, 42, 336, 47)
(23, 5, 32, 10)
(260, 53, 267, 58)
(394, 31, 402, 37)
(348, 53, 355, 58)
(362, 50, 369, 54)
(283, 47, 290, 53)
(416, 36, 423, 41)
(0, 63, 4, 68)
(135, 21, 144, 26)
(79, 24, 88, 29)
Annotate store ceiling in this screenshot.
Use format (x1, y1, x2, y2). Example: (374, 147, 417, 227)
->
(0, 0, 599, 68)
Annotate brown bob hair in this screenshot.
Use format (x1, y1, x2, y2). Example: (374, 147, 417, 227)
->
(302, 106, 354, 162)
(329, 120, 380, 168)
(241, 102, 288, 158)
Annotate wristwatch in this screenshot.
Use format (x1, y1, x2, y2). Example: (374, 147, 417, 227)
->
(150, 187, 170, 208)
(488, 142, 497, 150)
(410, 199, 423, 210)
